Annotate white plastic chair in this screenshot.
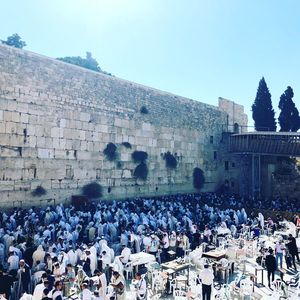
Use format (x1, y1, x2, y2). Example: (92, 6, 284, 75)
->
(167, 278, 176, 295)
(240, 278, 254, 295)
(124, 261, 133, 280)
(271, 279, 289, 298)
(174, 289, 187, 300)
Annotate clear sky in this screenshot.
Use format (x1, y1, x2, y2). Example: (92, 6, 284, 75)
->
(1, 0, 300, 126)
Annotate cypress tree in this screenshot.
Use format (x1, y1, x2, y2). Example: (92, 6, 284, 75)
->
(278, 86, 300, 132)
(252, 77, 276, 131)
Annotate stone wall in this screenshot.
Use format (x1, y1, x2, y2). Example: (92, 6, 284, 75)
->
(0, 44, 244, 207)
(218, 97, 248, 133)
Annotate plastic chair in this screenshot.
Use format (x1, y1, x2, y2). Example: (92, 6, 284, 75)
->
(271, 279, 288, 298)
(174, 289, 187, 300)
(168, 278, 176, 295)
(153, 277, 165, 294)
(240, 278, 254, 295)
(124, 261, 133, 280)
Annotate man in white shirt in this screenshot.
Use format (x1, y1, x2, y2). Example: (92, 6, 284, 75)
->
(148, 235, 159, 257)
(32, 280, 49, 300)
(95, 270, 107, 300)
(135, 273, 147, 300)
(275, 239, 285, 269)
(119, 245, 131, 265)
(162, 233, 170, 262)
(7, 251, 19, 271)
(67, 247, 77, 266)
(81, 282, 93, 300)
(203, 225, 212, 244)
(101, 250, 111, 281)
(32, 245, 45, 267)
(199, 264, 214, 300)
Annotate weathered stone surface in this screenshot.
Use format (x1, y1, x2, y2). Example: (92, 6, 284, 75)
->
(0, 44, 246, 206)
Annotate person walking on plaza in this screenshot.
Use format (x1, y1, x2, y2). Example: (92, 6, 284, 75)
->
(275, 239, 285, 269)
(286, 234, 300, 270)
(199, 264, 214, 300)
(265, 249, 277, 288)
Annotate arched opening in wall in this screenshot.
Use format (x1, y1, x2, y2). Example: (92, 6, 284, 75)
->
(234, 123, 239, 133)
(107, 187, 111, 193)
(155, 186, 158, 191)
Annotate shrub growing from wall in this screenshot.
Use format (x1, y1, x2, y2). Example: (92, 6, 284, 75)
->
(163, 151, 177, 169)
(31, 185, 47, 197)
(132, 151, 148, 163)
(122, 142, 132, 149)
(103, 142, 117, 161)
(140, 106, 149, 114)
(193, 167, 205, 190)
(133, 162, 148, 181)
(132, 150, 149, 180)
(82, 182, 103, 199)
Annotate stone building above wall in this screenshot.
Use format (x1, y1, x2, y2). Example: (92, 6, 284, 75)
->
(0, 44, 245, 207)
(218, 97, 248, 133)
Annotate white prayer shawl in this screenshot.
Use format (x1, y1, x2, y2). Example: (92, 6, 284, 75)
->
(99, 273, 107, 299)
(258, 213, 264, 228)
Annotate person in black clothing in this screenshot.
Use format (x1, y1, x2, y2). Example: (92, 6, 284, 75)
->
(286, 234, 300, 270)
(19, 259, 31, 293)
(191, 229, 201, 250)
(265, 249, 277, 288)
(23, 240, 35, 268)
(0, 268, 13, 299)
(46, 269, 55, 290)
(41, 288, 52, 300)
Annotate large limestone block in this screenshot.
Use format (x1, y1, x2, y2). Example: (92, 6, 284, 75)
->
(0, 181, 14, 191)
(51, 127, 63, 138)
(38, 148, 54, 159)
(121, 169, 131, 179)
(80, 112, 90, 122)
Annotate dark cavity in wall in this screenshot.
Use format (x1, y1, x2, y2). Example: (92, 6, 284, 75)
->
(23, 128, 27, 143)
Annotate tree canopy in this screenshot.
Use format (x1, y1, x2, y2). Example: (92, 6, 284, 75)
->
(252, 77, 276, 131)
(57, 52, 102, 72)
(1, 33, 26, 49)
(278, 86, 300, 132)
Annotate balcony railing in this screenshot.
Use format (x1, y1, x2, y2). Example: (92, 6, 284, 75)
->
(229, 132, 300, 156)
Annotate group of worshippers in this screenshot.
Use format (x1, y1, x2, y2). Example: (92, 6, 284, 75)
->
(0, 192, 298, 300)
(257, 233, 300, 288)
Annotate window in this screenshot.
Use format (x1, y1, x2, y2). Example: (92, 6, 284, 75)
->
(210, 136, 214, 144)
(225, 161, 229, 171)
(213, 151, 217, 160)
(234, 123, 239, 133)
(231, 162, 235, 168)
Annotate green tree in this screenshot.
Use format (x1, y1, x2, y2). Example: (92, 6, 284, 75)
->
(252, 77, 276, 131)
(1, 33, 26, 48)
(278, 86, 300, 132)
(57, 52, 102, 72)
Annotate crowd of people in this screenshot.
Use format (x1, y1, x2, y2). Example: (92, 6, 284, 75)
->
(0, 192, 298, 300)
